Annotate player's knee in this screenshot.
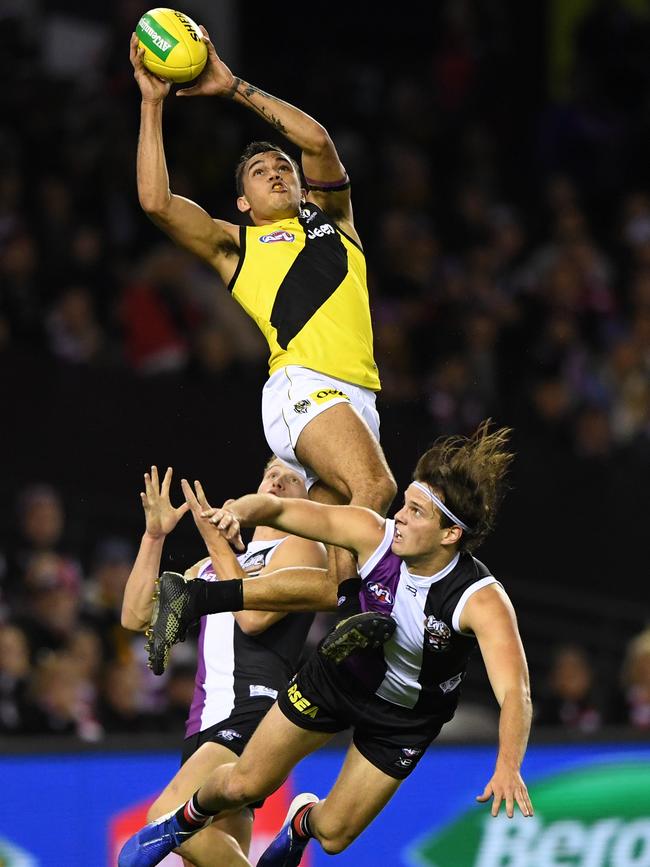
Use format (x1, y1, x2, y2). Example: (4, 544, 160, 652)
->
(223, 770, 264, 807)
(376, 471, 398, 514)
(319, 828, 356, 855)
(315, 813, 359, 855)
(351, 470, 397, 516)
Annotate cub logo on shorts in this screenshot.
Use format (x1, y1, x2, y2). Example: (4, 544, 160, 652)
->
(309, 388, 350, 405)
(293, 399, 311, 414)
(217, 729, 242, 741)
(424, 616, 451, 652)
(367, 582, 393, 605)
(287, 683, 319, 718)
(259, 230, 295, 243)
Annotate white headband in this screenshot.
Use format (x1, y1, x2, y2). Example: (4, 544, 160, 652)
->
(412, 481, 473, 533)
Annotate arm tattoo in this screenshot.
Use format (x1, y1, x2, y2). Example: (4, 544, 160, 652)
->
(239, 82, 287, 134)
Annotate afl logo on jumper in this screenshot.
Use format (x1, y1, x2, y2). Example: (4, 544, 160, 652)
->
(259, 230, 295, 244)
(424, 616, 451, 652)
(367, 582, 393, 605)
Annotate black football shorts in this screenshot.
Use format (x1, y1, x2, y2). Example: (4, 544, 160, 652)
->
(277, 652, 447, 780)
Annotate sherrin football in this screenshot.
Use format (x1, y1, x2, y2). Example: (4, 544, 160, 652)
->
(136, 8, 207, 83)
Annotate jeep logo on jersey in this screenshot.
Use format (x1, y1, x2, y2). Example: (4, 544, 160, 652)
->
(259, 230, 296, 244)
(310, 388, 350, 405)
(424, 616, 451, 651)
(367, 582, 393, 605)
(293, 399, 311, 414)
(307, 223, 336, 240)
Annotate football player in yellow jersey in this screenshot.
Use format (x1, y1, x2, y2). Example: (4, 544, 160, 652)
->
(130, 27, 397, 657)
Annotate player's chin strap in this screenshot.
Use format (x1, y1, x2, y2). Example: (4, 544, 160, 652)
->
(412, 481, 474, 533)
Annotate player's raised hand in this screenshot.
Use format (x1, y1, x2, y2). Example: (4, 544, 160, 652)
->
(130, 32, 171, 102)
(141, 466, 189, 539)
(176, 26, 237, 98)
(203, 503, 244, 551)
(181, 480, 245, 551)
(181, 478, 212, 524)
(476, 768, 534, 818)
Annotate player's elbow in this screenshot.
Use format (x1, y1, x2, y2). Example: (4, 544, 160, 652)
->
(303, 127, 334, 156)
(499, 682, 532, 712)
(138, 190, 172, 218)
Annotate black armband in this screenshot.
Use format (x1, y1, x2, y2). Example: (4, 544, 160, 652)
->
(192, 578, 244, 617)
(335, 577, 362, 621)
(305, 175, 351, 193)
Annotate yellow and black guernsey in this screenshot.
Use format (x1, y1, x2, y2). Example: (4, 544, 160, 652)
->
(227, 203, 381, 391)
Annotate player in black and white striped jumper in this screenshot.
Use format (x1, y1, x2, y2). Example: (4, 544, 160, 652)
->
(120, 458, 327, 867)
(118, 423, 534, 867)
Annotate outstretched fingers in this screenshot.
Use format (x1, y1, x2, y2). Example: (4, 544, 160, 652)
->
(193, 479, 211, 510)
(516, 786, 534, 818)
(160, 466, 173, 498)
(476, 781, 533, 818)
(181, 478, 200, 511)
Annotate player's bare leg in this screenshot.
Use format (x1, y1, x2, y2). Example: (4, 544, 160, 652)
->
(298, 743, 401, 853)
(297, 403, 398, 659)
(192, 705, 335, 812)
(295, 402, 396, 516)
(147, 742, 253, 867)
(257, 741, 402, 864)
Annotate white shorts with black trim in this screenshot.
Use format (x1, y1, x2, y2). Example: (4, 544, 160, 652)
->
(261, 365, 380, 489)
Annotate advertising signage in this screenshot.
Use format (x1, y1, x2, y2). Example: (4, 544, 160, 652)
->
(0, 744, 648, 865)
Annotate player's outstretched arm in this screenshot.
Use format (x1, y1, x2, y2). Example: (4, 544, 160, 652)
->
(177, 27, 355, 232)
(182, 480, 331, 630)
(130, 34, 240, 284)
(461, 585, 534, 819)
(205, 493, 385, 565)
(121, 466, 190, 631)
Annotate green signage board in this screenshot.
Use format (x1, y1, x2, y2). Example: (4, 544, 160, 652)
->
(411, 761, 650, 867)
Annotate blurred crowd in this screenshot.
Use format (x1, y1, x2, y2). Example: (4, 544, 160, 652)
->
(1, 0, 650, 738)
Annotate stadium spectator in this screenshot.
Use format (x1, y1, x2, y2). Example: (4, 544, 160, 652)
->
(535, 645, 603, 733)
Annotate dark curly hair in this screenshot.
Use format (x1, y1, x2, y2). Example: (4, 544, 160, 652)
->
(235, 141, 301, 196)
(413, 421, 514, 553)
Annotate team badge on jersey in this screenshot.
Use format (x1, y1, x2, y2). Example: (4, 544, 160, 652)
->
(424, 615, 451, 652)
(240, 547, 274, 574)
(259, 230, 295, 244)
(293, 399, 311, 414)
